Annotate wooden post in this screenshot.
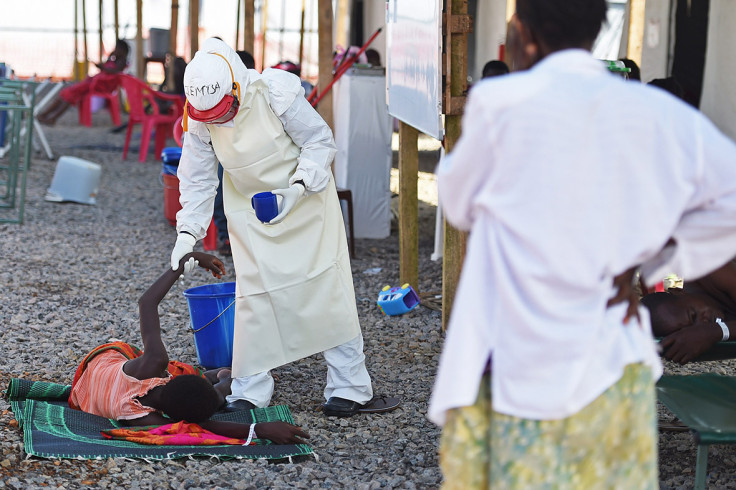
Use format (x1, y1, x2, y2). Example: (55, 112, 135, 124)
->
(399, 121, 419, 290)
(189, 0, 199, 59)
(260, 0, 269, 70)
(335, 0, 349, 50)
(506, 0, 516, 20)
(244, 0, 255, 54)
(114, 0, 119, 41)
(169, 1, 179, 56)
(442, 0, 471, 330)
(299, 0, 306, 67)
(74, 0, 80, 81)
(135, 0, 144, 79)
(627, 0, 646, 67)
(316, 0, 334, 130)
(235, 0, 241, 49)
(164, 0, 179, 92)
(98, 0, 104, 64)
(82, 0, 89, 77)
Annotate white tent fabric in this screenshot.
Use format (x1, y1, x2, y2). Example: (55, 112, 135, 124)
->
(700, 0, 736, 142)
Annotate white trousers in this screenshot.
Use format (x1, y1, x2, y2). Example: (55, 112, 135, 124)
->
(226, 333, 373, 408)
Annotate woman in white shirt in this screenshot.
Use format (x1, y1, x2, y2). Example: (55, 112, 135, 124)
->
(430, 0, 736, 487)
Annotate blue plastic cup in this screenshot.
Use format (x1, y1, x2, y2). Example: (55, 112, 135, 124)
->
(251, 191, 278, 222)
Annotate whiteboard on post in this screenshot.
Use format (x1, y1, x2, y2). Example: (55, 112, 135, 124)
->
(386, 0, 444, 141)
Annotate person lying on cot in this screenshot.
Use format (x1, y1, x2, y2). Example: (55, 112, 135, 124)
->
(641, 260, 736, 364)
(69, 251, 309, 445)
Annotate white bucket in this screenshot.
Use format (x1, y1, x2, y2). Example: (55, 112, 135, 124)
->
(45, 156, 102, 205)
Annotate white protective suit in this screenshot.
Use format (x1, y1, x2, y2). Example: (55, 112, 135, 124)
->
(177, 38, 372, 407)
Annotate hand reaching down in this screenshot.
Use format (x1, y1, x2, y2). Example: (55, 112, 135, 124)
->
(176, 252, 226, 278)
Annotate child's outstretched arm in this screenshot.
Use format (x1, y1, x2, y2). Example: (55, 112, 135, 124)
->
(199, 420, 310, 446)
(122, 413, 310, 446)
(124, 253, 225, 380)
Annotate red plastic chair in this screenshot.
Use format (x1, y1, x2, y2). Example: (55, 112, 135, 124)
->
(78, 74, 123, 127)
(119, 74, 184, 162)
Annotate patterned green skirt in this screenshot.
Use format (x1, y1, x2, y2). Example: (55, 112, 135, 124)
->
(439, 363, 657, 489)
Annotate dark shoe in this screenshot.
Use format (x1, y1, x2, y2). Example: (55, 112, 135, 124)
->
(223, 399, 255, 412)
(323, 395, 401, 417)
(218, 240, 232, 257)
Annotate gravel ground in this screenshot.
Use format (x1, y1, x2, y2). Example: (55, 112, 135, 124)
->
(0, 107, 735, 488)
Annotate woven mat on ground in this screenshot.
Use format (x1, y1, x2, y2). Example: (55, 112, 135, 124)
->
(5, 378, 312, 461)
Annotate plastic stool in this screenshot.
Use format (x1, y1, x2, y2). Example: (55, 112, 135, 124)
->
(337, 188, 355, 259)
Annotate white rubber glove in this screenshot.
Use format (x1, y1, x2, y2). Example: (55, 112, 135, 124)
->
(170, 233, 197, 272)
(269, 182, 306, 225)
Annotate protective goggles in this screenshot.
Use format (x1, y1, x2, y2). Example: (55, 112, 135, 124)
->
(186, 52, 241, 124)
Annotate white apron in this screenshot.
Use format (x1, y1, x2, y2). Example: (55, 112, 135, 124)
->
(209, 79, 361, 377)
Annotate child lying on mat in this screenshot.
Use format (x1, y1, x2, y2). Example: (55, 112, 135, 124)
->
(69, 252, 309, 445)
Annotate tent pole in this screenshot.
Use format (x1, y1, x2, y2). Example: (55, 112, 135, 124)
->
(135, 0, 143, 78)
(235, 0, 241, 49)
(260, 0, 269, 70)
(98, 0, 104, 64)
(82, 0, 89, 77)
(316, 0, 333, 130)
(442, 0, 471, 331)
(114, 0, 119, 41)
(299, 0, 306, 68)
(244, 0, 255, 54)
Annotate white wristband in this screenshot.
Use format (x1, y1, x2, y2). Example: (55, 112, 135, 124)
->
(716, 318, 729, 342)
(244, 423, 257, 446)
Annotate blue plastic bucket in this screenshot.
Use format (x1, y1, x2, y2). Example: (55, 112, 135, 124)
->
(183, 282, 236, 369)
(161, 146, 182, 164)
(162, 162, 178, 176)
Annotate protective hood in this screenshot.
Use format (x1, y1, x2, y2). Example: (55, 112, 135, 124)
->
(184, 38, 249, 112)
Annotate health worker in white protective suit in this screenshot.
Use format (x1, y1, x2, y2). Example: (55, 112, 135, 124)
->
(170, 38, 400, 417)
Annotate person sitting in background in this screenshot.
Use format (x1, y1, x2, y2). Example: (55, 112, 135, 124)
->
(237, 50, 256, 71)
(155, 53, 187, 113)
(159, 53, 187, 96)
(364, 49, 382, 67)
(642, 260, 736, 364)
(69, 251, 309, 445)
(38, 39, 130, 126)
(481, 60, 510, 79)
